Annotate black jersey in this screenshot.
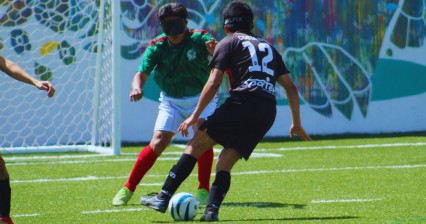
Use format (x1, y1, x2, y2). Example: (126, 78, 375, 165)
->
(209, 32, 289, 103)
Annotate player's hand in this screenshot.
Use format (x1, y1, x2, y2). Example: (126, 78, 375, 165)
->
(205, 38, 218, 55)
(36, 81, 55, 98)
(129, 88, 143, 102)
(290, 124, 312, 141)
(178, 115, 198, 137)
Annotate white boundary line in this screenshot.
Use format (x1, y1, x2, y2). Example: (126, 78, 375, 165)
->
(3, 142, 425, 161)
(258, 142, 426, 151)
(4, 152, 281, 166)
(82, 208, 148, 214)
(11, 164, 426, 184)
(14, 213, 40, 217)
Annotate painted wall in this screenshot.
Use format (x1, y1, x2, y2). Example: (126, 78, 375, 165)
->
(121, 0, 426, 141)
(1, 0, 425, 144)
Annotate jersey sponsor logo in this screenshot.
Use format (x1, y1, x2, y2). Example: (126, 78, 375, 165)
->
(187, 48, 196, 61)
(239, 77, 275, 94)
(237, 35, 266, 42)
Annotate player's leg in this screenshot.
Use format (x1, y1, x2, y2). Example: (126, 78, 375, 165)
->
(113, 93, 179, 206)
(0, 156, 13, 224)
(112, 130, 175, 206)
(140, 130, 216, 213)
(193, 94, 218, 204)
(193, 119, 213, 205)
(200, 148, 240, 222)
(199, 94, 276, 221)
(126, 130, 175, 190)
(124, 130, 174, 191)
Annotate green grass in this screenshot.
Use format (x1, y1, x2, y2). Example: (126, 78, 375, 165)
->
(3, 134, 426, 223)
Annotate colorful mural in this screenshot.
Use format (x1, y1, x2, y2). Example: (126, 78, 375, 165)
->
(0, 1, 114, 147)
(121, 0, 426, 120)
(1, 0, 425, 128)
(0, 0, 102, 80)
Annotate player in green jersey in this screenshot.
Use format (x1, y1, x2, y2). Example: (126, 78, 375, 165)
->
(112, 3, 218, 206)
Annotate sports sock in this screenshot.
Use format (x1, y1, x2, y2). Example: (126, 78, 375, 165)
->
(197, 148, 213, 191)
(206, 171, 231, 212)
(125, 145, 158, 192)
(160, 153, 197, 197)
(0, 178, 11, 218)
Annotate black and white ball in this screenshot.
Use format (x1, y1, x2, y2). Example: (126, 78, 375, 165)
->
(168, 192, 199, 221)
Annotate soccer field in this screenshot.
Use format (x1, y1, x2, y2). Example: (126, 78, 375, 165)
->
(3, 134, 426, 223)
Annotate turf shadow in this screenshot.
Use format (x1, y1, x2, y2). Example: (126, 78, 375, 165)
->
(222, 202, 307, 209)
(152, 216, 359, 223)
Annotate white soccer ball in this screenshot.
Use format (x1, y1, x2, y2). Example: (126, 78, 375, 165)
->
(168, 192, 199, 221)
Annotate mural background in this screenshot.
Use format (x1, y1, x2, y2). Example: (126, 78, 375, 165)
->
(120, 0, 426, 141)
(1, 0, 425, 143)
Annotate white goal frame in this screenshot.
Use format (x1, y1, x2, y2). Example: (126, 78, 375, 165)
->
(0, 1, 121, 155)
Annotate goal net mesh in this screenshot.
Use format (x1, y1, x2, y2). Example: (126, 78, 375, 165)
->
(0, 1, 117, 154)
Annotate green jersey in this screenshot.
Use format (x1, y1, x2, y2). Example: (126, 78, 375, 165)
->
(138, 29, 213, 98)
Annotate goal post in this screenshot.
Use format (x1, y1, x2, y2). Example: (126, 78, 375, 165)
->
(0, 1, 121, 155)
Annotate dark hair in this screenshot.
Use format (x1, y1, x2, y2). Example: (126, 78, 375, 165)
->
(223, 1, 254, 32)
(158, 3, 188, 21)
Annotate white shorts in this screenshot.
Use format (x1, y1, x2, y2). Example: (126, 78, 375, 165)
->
(154, 92, 218, 133)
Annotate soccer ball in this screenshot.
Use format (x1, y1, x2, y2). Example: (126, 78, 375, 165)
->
(168, 192, 199, 221)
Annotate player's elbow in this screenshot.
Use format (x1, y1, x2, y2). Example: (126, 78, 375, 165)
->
(284, 82, 299, 98)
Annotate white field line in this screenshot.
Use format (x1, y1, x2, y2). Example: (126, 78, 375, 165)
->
(256, 142, 426, 151)
(4, 142, 424, 162)
(11, 164, 426, 184)
(14, 213, 40, 217)
(6, 158, 173, 166)
(82, 208, 148, 214)
(4, 152, 183, 161)
(5, 152, 281, 166)
(311, 198, 382, 203)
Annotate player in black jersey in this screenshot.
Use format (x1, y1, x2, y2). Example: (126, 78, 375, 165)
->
(140, 1, 311, 222)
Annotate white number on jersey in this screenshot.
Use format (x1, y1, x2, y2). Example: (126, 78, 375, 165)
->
(242, 41, 274, 76)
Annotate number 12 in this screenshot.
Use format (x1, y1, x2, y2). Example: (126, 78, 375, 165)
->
(242, 41, 274, 76)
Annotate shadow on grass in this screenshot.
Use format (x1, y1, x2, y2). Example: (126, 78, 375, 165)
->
(222, 201, 306, 209)
(152, 202, 359, 223)
(213, 216, 359, 222)
(152, 216, 359, 223)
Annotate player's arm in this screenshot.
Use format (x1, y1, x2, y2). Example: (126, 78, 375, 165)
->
(0, 55, 55, 97)
(129, 71, 149, 102)
(277, 74, 312, 141)
(205, 38, 218, 55)
(178, 68, 224, 137)
(201, 31, 218, 55)
(131, 44, 156, 102)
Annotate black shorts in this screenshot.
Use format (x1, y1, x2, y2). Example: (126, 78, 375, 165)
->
(200, 93, 276, 160)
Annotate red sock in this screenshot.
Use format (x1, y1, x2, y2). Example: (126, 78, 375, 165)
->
(124, 145, 158, 192)
(197, 148, 214, 191)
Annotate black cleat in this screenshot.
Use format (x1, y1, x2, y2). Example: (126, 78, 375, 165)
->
(200, 210, 219, 222)
(140, 193, 168, 213)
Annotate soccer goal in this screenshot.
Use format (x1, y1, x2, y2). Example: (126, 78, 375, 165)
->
(0, 1, 121, 155)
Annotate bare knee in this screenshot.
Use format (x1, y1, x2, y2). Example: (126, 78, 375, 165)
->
(184, 130, 215, 158)
(149, 131, 174, 155)
(215, 148, 241, 172)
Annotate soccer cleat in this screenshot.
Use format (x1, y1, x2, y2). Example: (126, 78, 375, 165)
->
(112, 187, 133, 206)
(0, 216, 14, 224)
(140, 193, 169, 213)
(196, 188, 209, 205)
(200, 210, 219, 222)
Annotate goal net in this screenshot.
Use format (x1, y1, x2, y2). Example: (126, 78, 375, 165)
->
(0, 1, 120, 155)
